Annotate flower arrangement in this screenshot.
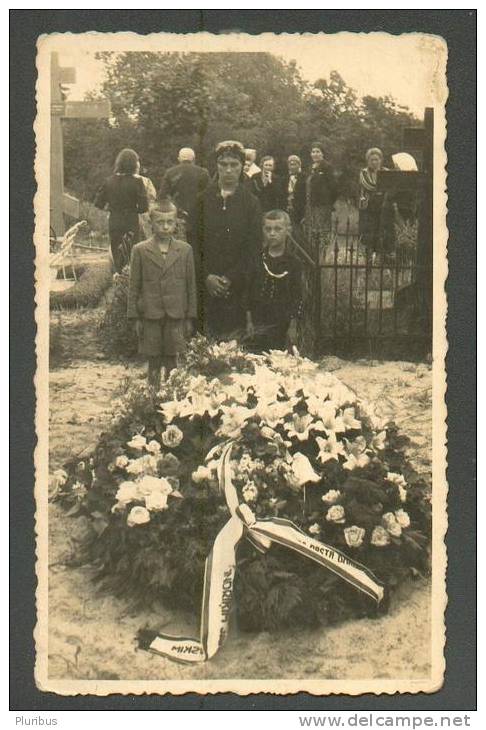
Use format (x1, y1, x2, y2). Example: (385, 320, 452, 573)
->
(54, 338, 431, 633)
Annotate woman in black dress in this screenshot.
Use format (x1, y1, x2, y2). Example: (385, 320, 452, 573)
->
(246, 209, 303, 352)
(94, 148, 149, 272)
(189, 140, 262, 339)
(303, 142, 338, 261)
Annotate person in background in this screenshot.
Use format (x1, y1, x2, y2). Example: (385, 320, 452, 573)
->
(358, 147, 387, 258)
(246, 209, 303, 352)
(284, 154, 306, 225)
(94, 148, 148, 272)
(127, 199, 197, 391)
(304, 141, 338, 260)
(189, 140, 262, 339)
(244, 148, 261, 178)
(251, 155, 283, 213)
(159, 147, 210, 228)
(136, 162, 157, 239)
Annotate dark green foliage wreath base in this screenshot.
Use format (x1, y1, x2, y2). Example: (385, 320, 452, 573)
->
(50, 259, 113, 311)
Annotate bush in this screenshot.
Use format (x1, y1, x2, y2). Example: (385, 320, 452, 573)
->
(98, 266, 139, 359)
(50, 260, 113, 311)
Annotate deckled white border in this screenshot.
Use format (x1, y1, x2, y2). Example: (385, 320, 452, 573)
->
(33, 30, 448, 696)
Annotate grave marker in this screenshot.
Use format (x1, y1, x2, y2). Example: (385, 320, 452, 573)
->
(50, 52, 111, 236)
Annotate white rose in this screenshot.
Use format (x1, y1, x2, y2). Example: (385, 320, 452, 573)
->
(386, 472, 408, 502)
(321, 489, 342, 504)
(146, 440, 161, 454)
(386, 471, 407, 488)
(115, 481, 140, 505)
(161, 425, 184, 448)
(395, 509, 411, 528)
(260, 425, 276, 440)
(145, 492, 169, 511)
(125, 454, 158, 475)
(308, 523, 321, 535)
(137, 475, 173, 497)
(127, 434, 147, 450)
(344, 525, 365, 548)
(127, 506, 151, 527)
(371, 525, 391, 547)
(192, 465, 212, 484)
(382, 512, 402, 536)
(115, 455, 129, 469)
(382, 512, 397, 529)
(242, 481, 258, 503)
(326, 505, 346, 524)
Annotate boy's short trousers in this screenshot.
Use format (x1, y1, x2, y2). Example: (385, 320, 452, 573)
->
(139, 317, 186, 357)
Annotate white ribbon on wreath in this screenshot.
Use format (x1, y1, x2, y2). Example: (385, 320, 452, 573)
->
(140, 441, 385, 664)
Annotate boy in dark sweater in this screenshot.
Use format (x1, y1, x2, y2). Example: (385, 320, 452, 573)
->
(245, 209, 303, 352)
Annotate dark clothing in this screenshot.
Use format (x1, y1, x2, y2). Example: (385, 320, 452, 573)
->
(304, 161, 338, 259)
(127, 237, 197, 321)
(140, 317, 186, 357)
(284, 172, 306, 223)
(251, 173, 283, 213)
(159, 162, 210, 220)
(306, 161, 338, 209)
(189, 181, 262, 338)
(94, 173, 148, 272)
(358, 167, 386, 253)
(247, 250, 303, 351)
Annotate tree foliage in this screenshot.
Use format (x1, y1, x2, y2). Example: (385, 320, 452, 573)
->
(63, 53, 417, 204)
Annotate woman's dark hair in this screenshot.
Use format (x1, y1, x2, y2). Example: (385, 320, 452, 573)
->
(114, 148, 140, 175)
(311, 141, 326, 156)
(215, 140, 246, 165)
(260, 155, 274, 166)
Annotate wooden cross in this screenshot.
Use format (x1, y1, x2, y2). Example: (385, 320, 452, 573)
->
(50, 52, 111, 236)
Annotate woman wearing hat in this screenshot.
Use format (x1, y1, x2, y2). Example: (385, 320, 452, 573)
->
(189, 140, 262, 338)
(304, 142, 338, 260)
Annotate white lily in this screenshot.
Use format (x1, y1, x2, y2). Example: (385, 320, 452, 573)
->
(315, 432, 346, 463)
(285, 413, 325, 442)
(288, 452, 320, 488)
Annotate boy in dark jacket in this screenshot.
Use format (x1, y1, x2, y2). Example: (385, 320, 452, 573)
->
(127, 200, 197, 390)
(246, 209, 303, 352)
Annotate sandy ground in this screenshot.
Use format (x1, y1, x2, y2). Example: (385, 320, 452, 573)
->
(47, 311, 432, 682)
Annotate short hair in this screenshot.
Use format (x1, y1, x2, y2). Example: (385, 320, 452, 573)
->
(262, 209, 291, 227)
(365, 147, 384, 163)
(215, 140, 246, 164)
(245, 148, 257, 161)
(260, 155, 274, 166)
(150, 198, 178, 216)
(288, 154, 301, 166)
(178, 147, 195, 162)
(114, 148, 140, 174)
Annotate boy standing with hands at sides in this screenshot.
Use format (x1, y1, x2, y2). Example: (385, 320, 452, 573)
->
(245, 209, 304, 353)
(127, 199, 197, 391)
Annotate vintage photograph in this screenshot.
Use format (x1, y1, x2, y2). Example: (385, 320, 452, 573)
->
(34, 31, 448, 695)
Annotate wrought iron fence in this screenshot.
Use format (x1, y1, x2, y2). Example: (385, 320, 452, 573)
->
(298, 217, 432, 361)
